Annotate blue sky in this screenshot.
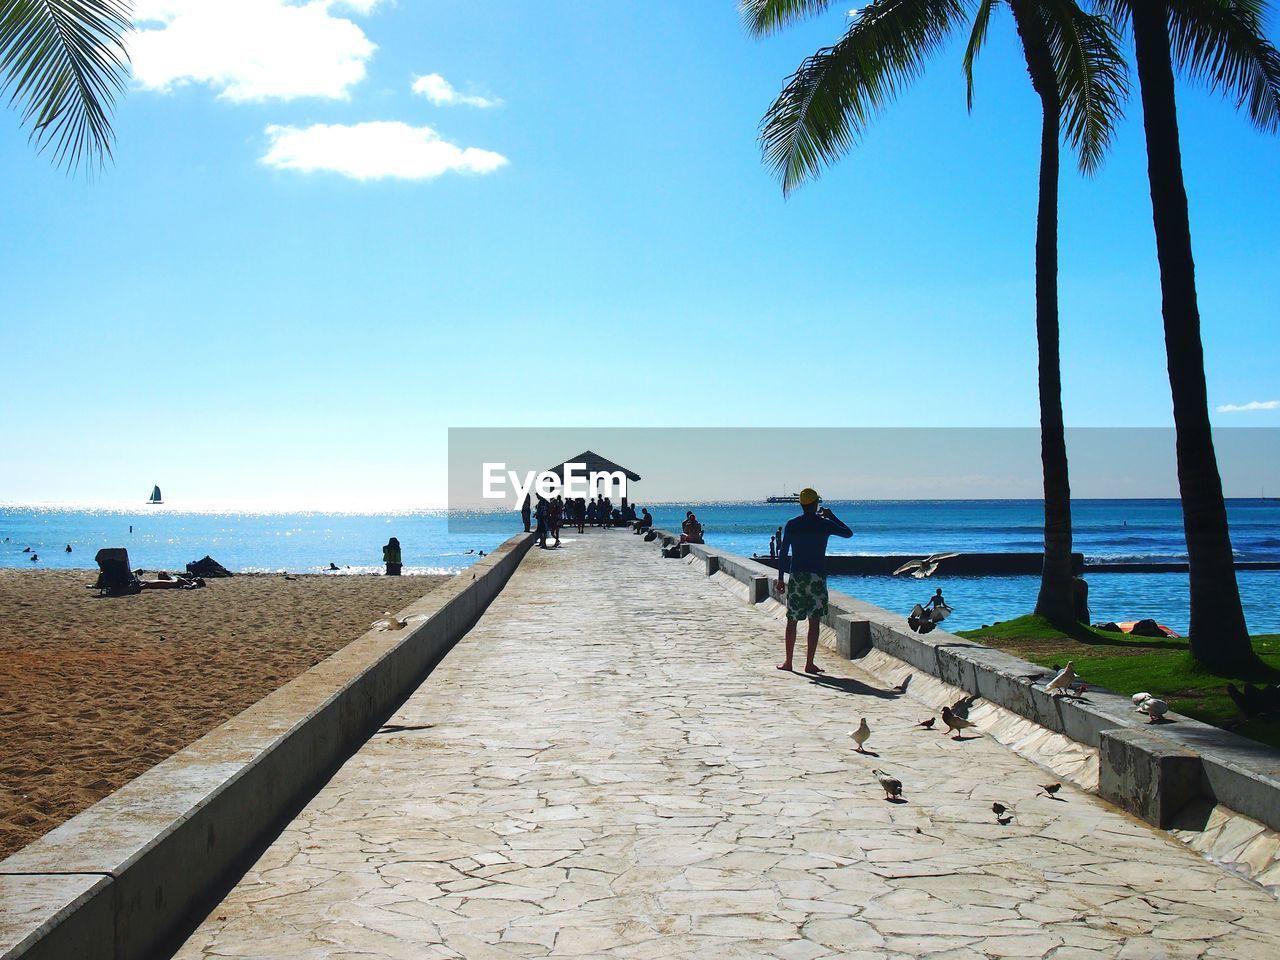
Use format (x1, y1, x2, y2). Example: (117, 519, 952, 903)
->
(1, 0, 1277, 509)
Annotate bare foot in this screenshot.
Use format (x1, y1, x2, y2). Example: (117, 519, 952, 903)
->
(776, 663, 793, 671)
(804, 664, 825, 675)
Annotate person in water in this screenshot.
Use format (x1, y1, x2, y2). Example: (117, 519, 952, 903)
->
(383, 537, 402, 576)
(925, 588, 952, 615)
(65, 544, 73, 553)
(775, 488, 853, 674)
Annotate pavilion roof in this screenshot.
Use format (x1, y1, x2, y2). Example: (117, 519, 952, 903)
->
(544, 450, 641, 483)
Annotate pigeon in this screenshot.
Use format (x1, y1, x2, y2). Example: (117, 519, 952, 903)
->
(1044, 661, 1077, 696)
(991, 802, 1008, 817)
(850, 718, 871, 753)
(1132, 691, 1153, 705)
(916, 717, 936, 730)
(872, 768, 903, 801)
(1139, 697, 1169, 722)
(1040, 782, 1061, 797)
(893, 674, 913, 694)
(951, 694, 979, 720)
(941, 706, 975, 739)
(892, 553, 961, 579)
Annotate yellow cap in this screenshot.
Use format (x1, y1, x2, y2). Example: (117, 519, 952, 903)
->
(799, 488, 820, 506)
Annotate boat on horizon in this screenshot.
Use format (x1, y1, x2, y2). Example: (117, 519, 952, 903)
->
(147, 485, 163, 505)
(766, 491, 801, 504)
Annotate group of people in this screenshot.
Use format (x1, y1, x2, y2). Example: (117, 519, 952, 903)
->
(522, 494, 649, 549)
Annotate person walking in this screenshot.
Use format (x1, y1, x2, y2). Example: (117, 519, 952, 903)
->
(775, 489, 852, 674)
(382, 537, 403, 576)
(534, 496, 549, 549)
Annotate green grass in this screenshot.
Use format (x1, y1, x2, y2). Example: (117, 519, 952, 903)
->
(956, 615, 1280, 750)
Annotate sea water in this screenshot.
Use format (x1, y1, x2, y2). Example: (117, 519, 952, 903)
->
(2, 499, 1277, 634)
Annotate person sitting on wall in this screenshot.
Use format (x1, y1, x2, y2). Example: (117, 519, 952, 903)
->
(679, 511, 704, 545)
(633, 507, 653, 533)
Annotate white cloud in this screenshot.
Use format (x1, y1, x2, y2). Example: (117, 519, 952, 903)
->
(261, 121, 508, 180)
(411, 73, 502, 108)
(131, 1, 380, 101)
(1217, 400, 1280, 413)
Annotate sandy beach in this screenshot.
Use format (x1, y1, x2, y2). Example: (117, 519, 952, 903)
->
(0, 568, 449, 859)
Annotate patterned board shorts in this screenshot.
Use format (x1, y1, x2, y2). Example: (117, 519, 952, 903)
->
(786, 572, 829, 621)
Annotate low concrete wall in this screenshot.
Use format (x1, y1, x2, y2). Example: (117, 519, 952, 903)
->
(0, 533, 537, 960)
(646, 534, 1280, 837)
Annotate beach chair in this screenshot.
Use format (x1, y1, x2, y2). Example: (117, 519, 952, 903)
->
(94, 548, 142, 596)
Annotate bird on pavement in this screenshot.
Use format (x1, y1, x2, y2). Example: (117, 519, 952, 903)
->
(892, 553, 961, 579)
(916, 717, 936, 730)
(872, 768, 903, 801)
(893, 674, 913, 694)
(941, 706, 975, 739)
(951, 694, 979, 719)
(1044, 661, 1077, 696)
(850, 718, 871, 753)
(991, 802, 1008, 817)
(1132, 691, 1153, 705)
(1040, 782, 1061, 797)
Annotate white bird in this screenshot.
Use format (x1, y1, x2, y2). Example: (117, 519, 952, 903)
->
(850, 718, 871, 753)
(1132, 691, 1153, 706)
(371, 612, 426, 632)
(1139, 697, 1169, 722)
(872, 768, 902, 801)
(892, 553, 961, 579)
(1044, 661, 1077, 696)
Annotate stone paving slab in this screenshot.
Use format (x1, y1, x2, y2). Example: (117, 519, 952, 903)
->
(171, 531, 1280, 959)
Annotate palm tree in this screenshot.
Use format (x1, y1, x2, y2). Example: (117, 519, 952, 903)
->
(1, 0, 132, 170)
(744, 0, 1126, 624)
(1097, 0, 1280, 673)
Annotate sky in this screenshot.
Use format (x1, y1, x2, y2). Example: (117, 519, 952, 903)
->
(0, 0, 1277, 509)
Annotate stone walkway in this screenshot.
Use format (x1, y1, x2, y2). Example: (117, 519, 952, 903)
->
(173, 531, 1280, 959)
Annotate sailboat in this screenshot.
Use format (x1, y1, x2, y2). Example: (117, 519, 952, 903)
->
(147, 485, 163, 505)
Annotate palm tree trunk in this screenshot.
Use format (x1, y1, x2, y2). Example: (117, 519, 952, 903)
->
(1130, 3, 1258, 672)
(1014, 3, 1077, 625)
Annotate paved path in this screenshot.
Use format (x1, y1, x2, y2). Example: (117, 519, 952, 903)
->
(174, 531, 1280, 959)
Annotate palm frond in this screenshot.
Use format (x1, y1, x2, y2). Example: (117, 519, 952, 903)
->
(1040, 0, 1129, 173)
(741, 1, 840, 37)
(1166, 0, 1280, 131)
(761, 0, 971, 194)
(963, 0, 1000, 109)
(0, 0, 133, 171)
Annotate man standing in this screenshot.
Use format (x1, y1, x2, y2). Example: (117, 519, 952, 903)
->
(775, 488, 852, 674)
(521, 493, 532, 533)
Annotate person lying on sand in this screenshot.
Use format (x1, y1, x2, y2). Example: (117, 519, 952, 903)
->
(139, 575, 206, 590)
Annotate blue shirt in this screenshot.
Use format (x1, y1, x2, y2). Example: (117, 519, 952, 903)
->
(778, 511, 853, 577)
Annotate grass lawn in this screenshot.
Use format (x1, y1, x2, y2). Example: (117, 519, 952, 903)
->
(956, 615, 1280, 751)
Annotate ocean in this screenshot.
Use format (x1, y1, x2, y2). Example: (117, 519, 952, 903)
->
(2, 499, 1277, 634)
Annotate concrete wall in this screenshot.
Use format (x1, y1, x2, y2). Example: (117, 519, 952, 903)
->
(0, 532, 536, 960)
(643, 533, 1280, 836)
